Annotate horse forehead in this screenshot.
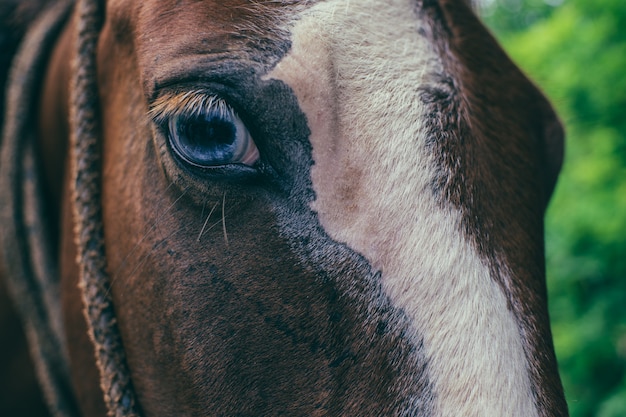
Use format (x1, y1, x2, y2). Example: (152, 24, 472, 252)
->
(103, 0, 308, 91)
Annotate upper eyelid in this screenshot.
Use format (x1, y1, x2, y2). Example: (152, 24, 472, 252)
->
(148, 91, 236, 125)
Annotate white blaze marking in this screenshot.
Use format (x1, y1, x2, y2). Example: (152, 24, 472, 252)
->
(267, 1, 538, 416)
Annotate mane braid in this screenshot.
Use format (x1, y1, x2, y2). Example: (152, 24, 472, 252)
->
(70, 0, 141, 416)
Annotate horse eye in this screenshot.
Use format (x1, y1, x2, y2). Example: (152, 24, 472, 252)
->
(167, 104, 259, 168)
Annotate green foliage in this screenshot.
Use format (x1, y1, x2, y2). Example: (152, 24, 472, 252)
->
(480, 1, 626, 416)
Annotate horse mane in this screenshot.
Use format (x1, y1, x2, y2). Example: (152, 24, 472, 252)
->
(0, 1, 78, 415)
(71, 0, 142, 415)
(0, 0, 56, 138)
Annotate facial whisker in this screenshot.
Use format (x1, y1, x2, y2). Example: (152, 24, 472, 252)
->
(197, 201, 220, 242)
(222, 192, 229, 247)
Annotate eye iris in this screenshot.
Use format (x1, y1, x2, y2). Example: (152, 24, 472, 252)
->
(159, 95, 259, 168)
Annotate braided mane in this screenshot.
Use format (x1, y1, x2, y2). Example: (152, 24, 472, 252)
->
(70, 0, 141, 415)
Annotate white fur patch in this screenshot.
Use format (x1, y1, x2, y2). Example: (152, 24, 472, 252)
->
(267, 0, 538, 416)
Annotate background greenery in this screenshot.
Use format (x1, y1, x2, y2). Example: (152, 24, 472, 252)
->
(478, 0, 626, 415)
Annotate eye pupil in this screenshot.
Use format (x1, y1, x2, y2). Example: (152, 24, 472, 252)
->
(181, 116, 236, 152)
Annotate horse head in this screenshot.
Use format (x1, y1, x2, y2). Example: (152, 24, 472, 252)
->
(3, 0, 567, 415)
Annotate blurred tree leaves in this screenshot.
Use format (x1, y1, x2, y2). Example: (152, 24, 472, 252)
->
(479, 0, 626, 416)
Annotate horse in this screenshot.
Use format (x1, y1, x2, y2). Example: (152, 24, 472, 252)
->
(0, 0, 568, 416)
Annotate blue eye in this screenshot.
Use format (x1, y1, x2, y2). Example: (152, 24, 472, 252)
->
(167, 101, 259, 168)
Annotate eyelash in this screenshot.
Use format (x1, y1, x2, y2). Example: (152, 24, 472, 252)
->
(149, 91, 230, 125)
